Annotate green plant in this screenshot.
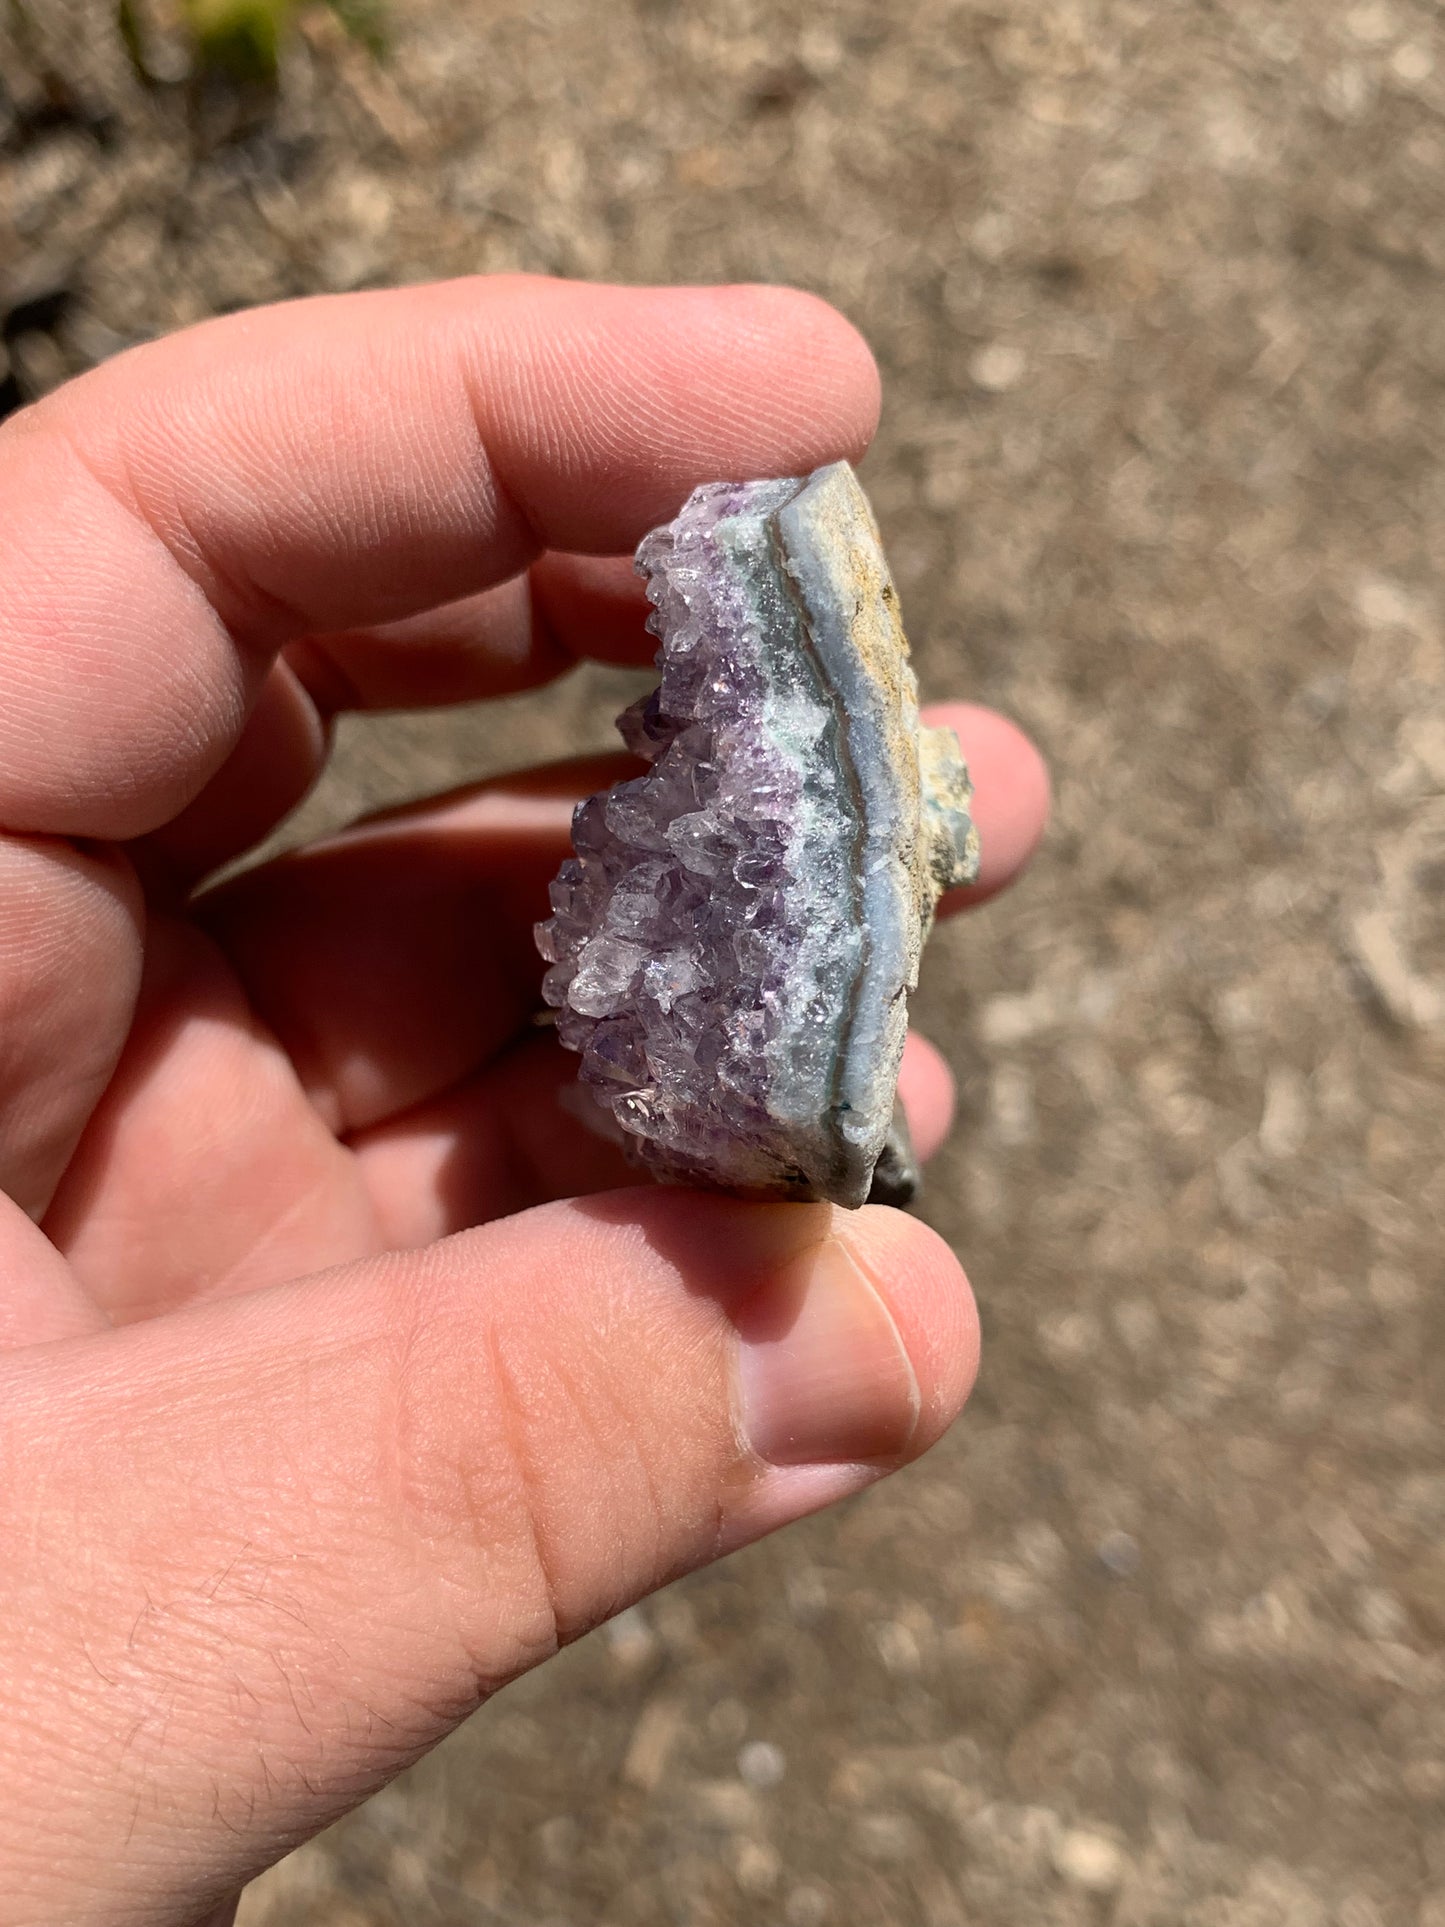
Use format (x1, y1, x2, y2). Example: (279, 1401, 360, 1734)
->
(179, 0, 294, 78)
(163, 0, 386, 82)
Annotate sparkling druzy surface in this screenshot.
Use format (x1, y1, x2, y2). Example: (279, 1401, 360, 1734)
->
(535, 460, 979, 1208)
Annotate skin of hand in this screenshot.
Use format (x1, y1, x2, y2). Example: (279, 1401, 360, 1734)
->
(0, 276, 1049, 1927)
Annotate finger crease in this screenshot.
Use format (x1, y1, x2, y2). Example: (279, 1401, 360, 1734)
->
(55, 417, 311, 657)
(454, 367, 549, 560)
(481, 1320, 567, 1668)
(283, 635, 369, 718)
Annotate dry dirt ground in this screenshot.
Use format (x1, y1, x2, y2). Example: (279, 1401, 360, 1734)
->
(4, 1, 1445, 1922)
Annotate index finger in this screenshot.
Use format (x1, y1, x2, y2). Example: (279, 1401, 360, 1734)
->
(0, 276, 880, 840)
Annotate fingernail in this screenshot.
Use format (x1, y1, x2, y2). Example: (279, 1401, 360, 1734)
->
(734, 1233, 921, 1467)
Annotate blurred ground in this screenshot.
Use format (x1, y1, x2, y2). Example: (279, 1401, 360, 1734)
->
(5, 1, 1445, 1921)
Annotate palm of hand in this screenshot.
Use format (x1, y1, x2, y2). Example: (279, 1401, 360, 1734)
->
(33, 756, 633, 1328)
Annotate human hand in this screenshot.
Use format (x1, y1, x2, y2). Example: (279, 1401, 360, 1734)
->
(0, 277, 1049, 1925)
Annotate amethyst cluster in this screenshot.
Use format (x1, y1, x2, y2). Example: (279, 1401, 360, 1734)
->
(535, 461, 979, 1207)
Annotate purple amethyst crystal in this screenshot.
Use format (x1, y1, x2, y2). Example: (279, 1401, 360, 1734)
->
(535, 460, 979, 1208)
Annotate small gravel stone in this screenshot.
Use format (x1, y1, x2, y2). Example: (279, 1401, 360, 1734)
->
(1052, 1828, 1127, 1893)
(1096, 1530, 1142, 1579)
(737, 1740, 787, 1788)
(733, 1838, 781, 1894)
(603, 1605, 657, 1670)
(785, 1886, 831, 1927)
(857, 1812, 924, 1864)
(968, 342, 1027, 392)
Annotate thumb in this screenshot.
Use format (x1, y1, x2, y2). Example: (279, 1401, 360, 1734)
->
(0, 1191, 976, 1926)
